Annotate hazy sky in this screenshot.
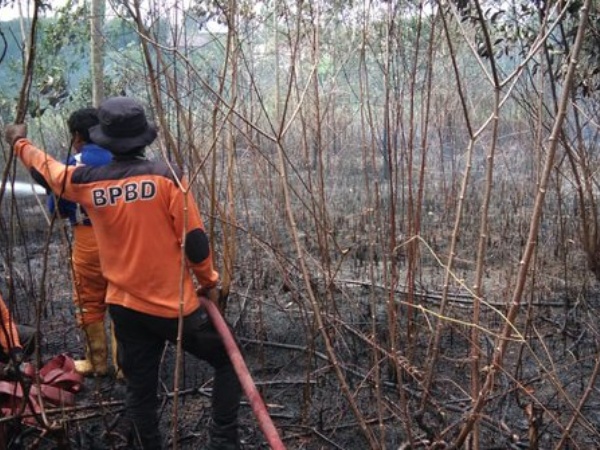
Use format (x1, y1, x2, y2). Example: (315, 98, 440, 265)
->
(1, 2, 26, 21)
(0, 0, 66, 21)
(0, 0, 197, 22)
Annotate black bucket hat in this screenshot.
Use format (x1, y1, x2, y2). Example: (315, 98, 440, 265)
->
(89, 97, 157, 155)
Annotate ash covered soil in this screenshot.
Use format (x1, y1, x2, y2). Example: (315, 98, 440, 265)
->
(3, 230, 383, 450)
(3, 206, 600, 449)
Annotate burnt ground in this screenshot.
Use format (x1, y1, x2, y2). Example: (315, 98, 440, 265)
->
(2, 216, 388, 450)
(2, 199, 600, 449)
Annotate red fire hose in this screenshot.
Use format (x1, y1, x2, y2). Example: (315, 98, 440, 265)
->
(200, 296, 286, 450)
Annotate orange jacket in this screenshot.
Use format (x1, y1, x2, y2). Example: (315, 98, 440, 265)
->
(14, 138, 219, 318)
(0, 294, 21, 353)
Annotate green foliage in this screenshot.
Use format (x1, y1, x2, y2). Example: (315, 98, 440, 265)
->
(0, 10, 141, 123)
(452, 0, 599, 95)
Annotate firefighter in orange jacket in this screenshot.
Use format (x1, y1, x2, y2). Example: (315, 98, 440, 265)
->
(4, 97, 242, 450)
(48, 108, 114, 377)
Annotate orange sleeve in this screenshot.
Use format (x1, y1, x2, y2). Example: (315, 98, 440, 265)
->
(0, 295, 21, 353)
(171, 178, 219, 288)
(13, 138, 78, 202)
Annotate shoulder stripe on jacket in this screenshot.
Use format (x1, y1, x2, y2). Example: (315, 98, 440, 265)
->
(71, 160, 182, 185)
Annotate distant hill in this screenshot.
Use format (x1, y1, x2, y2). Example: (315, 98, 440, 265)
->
(0, 13, 225, 123)
(0, 19, 26, 96)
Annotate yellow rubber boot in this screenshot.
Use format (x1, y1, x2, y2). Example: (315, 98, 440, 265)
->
(74, 321, 109, 376)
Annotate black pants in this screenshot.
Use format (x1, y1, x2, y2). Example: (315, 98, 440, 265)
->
(109, 305, 242, 450)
